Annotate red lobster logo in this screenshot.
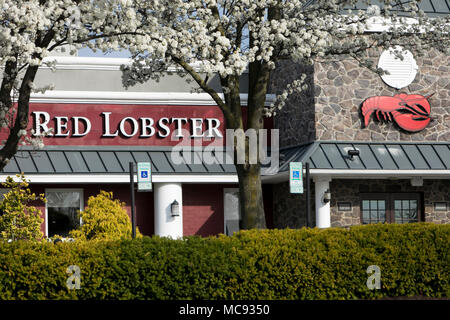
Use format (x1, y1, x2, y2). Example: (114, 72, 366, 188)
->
(361, 93, 433, 132)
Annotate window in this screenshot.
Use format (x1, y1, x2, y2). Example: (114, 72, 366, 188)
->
(360, 193, 421, 224)
(394, 199, 418, 224)
(224, 188, 241, 236)
(46, 189, 83, 238)
(0, 189, 9, 199)
(362, 199, 386, 224)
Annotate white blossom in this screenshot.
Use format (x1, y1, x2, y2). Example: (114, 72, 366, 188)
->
(114, 0, 448, 97)
(367, 5, 381, 17)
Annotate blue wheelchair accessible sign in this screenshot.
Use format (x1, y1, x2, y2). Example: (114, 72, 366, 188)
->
(290, 162, 303, 194)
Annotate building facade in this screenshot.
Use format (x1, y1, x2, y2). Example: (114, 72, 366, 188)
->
(0, 3, 448, 238)
(265, 1, 449, 229)
(0, 56, 275, 239)
(269, 47, 450, 228)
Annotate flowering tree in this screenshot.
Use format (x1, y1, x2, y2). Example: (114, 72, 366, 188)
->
(0, 0, 139, 169)
(109, 0, 449, 230)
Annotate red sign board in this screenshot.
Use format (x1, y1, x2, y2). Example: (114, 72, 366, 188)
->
(20, 103, 225, 146)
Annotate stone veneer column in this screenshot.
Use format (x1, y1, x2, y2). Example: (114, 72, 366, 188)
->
(154, 182, 183, 238)
(314, 176, 331, 228)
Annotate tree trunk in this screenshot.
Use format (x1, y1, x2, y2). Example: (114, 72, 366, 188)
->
(0, 30, 54, 171)
(0, 65, 39, 171)
(216, 56, 272, 230)
(236, 163, 266, 230)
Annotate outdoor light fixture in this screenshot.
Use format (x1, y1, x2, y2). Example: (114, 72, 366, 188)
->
(323, 189, 331, 204)
(411, 177, 423, 187)
(347, 149, 360, 160)
(171, 200, 180, 217)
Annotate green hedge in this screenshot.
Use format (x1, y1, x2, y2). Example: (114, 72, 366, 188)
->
(0, 223, 448, 300)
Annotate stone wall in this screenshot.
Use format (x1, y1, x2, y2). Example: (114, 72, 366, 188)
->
(269, 61, 316, 148)
(329, 179, 450, 227)
(272, 180, 315, 228)
(269, 48, 449, 145)
(269, 49, 449, 229)
(314, 48, 449, 142)
(423, 179, 450, 224)
(272, 179, 450, 229)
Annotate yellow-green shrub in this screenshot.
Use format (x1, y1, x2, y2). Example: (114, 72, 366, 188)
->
(70, 190, 141, 241)
(0, 174, 45, 242)
(0, 223, 448, 300)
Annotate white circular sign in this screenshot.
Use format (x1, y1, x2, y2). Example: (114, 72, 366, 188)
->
(378, 46, 418, 89)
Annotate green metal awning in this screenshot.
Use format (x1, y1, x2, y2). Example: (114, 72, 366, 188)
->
(2, 146, 237, 175)
(2, 142, 449, 179)
(278, 141, 450, 172)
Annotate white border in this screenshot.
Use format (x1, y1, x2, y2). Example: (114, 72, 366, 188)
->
(365, 15, 449, 33)
(310, 169, 450, 177)
(44, 188, 84, 237)
(365, 16, 421, 33)
(29, 90, 276, 106)
(41, 56, 206, 72)
(1, 170, 448, 185)
(262, 169, 450, 183)
(42, 56, 132, 71)
(41, 56, 250, 74)
(0, 174, 239, 184)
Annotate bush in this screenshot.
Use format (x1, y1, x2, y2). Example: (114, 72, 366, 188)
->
(0, 174, 45, 242)
(69, 190, 141, 241)
(0, 223, 448, 300)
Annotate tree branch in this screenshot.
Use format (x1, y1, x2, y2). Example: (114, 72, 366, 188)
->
(171, 55, 229, 112)
(0, 60, 18, 109)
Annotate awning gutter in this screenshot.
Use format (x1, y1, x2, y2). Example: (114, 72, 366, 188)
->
(262, 169, 450, 183)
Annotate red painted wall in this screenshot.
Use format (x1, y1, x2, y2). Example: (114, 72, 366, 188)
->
(28, 182, 273, 238)
(182, 184, 227, 236)
(183, 184, 274, 237)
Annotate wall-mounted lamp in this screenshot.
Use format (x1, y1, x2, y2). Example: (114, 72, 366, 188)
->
(347, 149, 360, 161)
(171, 200, 180, 217)
(323, 189, 331, 204)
